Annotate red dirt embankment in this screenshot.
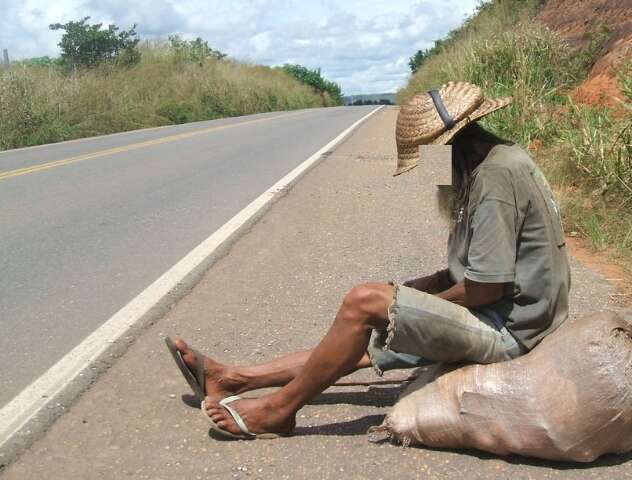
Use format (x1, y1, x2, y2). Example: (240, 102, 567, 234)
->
(537, 0, 631, 109)
(537, 1, 631, 304)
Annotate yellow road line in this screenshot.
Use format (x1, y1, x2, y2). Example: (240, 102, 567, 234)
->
(0, 111, 306, 181)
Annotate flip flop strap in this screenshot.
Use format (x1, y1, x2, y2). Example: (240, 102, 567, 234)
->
(192, 348, 206, 396)
(220, 396, 255, 437)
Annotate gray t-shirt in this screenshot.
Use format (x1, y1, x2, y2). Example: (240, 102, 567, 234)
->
(448, 144, 571, 350)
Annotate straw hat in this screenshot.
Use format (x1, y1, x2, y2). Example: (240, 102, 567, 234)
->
(395, 81, 512, 176)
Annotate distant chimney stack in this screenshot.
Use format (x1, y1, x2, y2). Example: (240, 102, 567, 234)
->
(2, 49, 8, 67)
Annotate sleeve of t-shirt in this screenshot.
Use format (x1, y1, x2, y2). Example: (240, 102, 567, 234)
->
(465, 170, 517, 284)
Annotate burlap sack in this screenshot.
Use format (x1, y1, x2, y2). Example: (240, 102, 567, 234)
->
(380, 311, 632, 462)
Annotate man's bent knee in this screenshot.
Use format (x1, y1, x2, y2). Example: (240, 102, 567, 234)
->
(341, 283, 393, 329)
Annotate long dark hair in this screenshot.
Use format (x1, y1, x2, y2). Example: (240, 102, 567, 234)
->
(450, 122, 513, 213)
(455, 122, 513, 147)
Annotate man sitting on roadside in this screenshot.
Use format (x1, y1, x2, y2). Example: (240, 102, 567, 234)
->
(166, 81, 571, 439)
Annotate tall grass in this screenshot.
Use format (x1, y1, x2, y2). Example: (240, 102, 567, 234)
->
(398, 0, 632, 266)
(546, 62, 631, 257)
(0, 43, 337, 151)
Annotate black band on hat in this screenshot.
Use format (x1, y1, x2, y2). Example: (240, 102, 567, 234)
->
(428, 89, 456, 130)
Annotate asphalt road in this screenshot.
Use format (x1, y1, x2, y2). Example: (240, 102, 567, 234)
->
(0, 106, 375, 408)
(3, 107, 627, 479)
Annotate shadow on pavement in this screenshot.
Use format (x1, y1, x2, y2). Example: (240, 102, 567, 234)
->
(502, 451, 632, 470)
(403, 444, 632, 470)
(310, 385, 407, 407)
(204, 415, 386, 441)
(182, 384, 408, 409)
(294, 415, 386, 437)
(181, 393, 200, 408)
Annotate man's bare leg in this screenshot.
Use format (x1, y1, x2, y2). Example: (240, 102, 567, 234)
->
(204, 282, 393, 435)
(173, 340, 373, 399)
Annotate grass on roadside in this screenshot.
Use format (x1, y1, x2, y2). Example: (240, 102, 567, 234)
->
(0, 42, 338, 151)
(398, 0, 632, 273)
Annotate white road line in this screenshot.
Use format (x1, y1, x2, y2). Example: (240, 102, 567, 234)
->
(0, 106, 383, 450)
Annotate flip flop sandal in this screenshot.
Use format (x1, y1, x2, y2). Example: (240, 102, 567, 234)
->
(164, 336, 206, 401)
(202, 395, 286, 440)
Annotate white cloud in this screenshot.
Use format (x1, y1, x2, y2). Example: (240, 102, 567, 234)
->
(0, 0, 480, 94)
(251, 32, 272, 56)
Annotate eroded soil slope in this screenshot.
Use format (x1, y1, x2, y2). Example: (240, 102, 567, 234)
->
(537, 0, 631, 108)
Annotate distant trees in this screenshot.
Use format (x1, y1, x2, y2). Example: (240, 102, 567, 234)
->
(18, 56, 63, 68)
(281, 64, 343, 105)
(49, 17, 141, 69)
(349, 98, 393, 106)
(408, 39, 446, 73)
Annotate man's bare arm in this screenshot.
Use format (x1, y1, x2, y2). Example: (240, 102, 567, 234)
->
(436, 278, 510, 308)
(403, 269, 454, 294)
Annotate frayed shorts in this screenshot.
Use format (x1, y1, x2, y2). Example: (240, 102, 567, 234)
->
(367, 284, 526, 376)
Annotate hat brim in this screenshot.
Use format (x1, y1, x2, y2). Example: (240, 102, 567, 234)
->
(393, 96, 512, 176)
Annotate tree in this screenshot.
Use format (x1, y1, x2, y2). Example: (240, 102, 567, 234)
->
(168, 35, 226, 64)
(408, 39, 445, 73)
(280, 64, 343, 104)
(49, 17, 140, 69)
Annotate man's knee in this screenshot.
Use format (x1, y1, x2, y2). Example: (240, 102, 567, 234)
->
(340, 283, 393, 328)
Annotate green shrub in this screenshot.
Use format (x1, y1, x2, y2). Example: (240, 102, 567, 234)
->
(157, 101, 195, 124)
(280, 64, 343, 105)
(168, 35, 226, 64)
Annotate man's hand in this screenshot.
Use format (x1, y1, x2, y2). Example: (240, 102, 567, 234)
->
(403, 269, 454, 294)
(437, 278, 511, 308)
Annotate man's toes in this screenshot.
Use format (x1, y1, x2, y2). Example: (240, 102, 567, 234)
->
(177, 342, 199, 368)
(205, 403, 222, 416)
(173, 337, 188, 352)
(206, 406, 220, 416)
(216, 419, 239, 434)
(203, 403, 239, 433)
(211, 412, 225, 423)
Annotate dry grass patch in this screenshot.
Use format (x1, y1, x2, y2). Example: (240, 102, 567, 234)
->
(0, 43, 335, 151)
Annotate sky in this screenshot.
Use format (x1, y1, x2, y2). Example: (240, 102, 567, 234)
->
(0, 0, 480, 94)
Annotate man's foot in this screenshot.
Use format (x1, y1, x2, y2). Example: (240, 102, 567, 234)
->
(204, 396, 296, 436)
(174, 338, 248, 399)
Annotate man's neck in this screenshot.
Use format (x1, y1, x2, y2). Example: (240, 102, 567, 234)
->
(454, 138, 497, 174)
(469, 140, 497, 170)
